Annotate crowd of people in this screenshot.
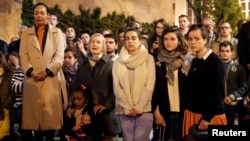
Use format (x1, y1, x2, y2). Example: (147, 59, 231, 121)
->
(0, 2, 250, 141)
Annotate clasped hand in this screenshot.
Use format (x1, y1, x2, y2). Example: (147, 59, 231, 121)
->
(126, 108, 142, 117)
(31, 70, 48, 81)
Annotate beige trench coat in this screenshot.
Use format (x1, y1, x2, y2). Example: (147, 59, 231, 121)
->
(20, 25, 67, 130)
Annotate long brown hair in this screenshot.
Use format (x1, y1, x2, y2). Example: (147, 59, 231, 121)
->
(0, 51, 11, 73)
(161, 26, 188, 54)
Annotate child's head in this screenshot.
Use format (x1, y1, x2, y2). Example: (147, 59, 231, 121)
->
(63, 47, 78, 68)
(72, 87, 90, 110)
(8, 51, 20, 71)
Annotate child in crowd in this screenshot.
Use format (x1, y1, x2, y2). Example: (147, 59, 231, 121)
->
(9, 52, 26, 140)
(61, 86, 105, 141)
(9, 52, 34, 141)
(62, 47, 79, 105)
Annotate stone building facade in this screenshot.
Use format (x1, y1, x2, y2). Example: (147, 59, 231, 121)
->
(0, 0, 187, 43)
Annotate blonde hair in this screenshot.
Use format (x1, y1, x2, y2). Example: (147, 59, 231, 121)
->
(88, 33, 107, 55)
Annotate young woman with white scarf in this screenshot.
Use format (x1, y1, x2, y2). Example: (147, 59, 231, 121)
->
(112, 28, 156, 141)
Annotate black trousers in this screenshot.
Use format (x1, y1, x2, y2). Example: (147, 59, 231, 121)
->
(23, 130, 55, 141)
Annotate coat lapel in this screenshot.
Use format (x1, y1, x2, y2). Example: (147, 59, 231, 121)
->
(43, 25, 57, 58)
(27, 27, 41, 52)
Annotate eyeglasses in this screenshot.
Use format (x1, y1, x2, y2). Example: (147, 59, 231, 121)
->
(220, 26, 230, 29)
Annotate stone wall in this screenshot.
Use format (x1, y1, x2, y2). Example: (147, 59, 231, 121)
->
(0, 0, 187, 44)
(0, 0, 22, 44)
(36, 0, 176, 23)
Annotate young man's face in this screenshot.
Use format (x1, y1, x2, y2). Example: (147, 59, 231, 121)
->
(179, 17, 189, 30)
(105, 37, 117, 54)
(81, 33, 90, 45)
(220, 23, 232, 37)
(219, 45, 232, 62)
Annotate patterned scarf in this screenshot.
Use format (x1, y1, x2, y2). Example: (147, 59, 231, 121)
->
(87, 53, 103, 67)
(157, 47, 190, 85)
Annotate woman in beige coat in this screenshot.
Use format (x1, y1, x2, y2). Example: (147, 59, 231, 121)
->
(19, 3, 67, 141)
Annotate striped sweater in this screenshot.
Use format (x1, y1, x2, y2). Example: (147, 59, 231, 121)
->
(10, 67, 24, 106)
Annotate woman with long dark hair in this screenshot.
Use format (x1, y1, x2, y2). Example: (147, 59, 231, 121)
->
(152, 27, 191, 141)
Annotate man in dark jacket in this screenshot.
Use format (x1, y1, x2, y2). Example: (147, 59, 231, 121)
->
(238, 21, 250, 78)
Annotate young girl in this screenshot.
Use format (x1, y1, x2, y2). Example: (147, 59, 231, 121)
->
(61, 86, 105, 141)
(63, 47, 79, 105)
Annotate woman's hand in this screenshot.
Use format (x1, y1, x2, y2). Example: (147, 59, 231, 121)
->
(126, 108, 143, 117)
(67, 108, 75, 118)
(72, 125, 81, 131)
(33, 70, 48, 81)
(93, 105, 106, 114)
(134, 109, 143, 116)
(126, 108, 135, 117)
(153, 106, 166, 126)
(198, 119, 209, 130)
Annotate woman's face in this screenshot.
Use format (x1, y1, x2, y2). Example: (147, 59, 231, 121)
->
(125, 31, 141, 54)
(33, 5, 48, 26)
(89, 35, 104, 56)
(73, 91, 87, 110)
(163, 32, 179, 52)
(187, 29, 207, 53)
(156, 22, 165, 36)
(63, 51, 77, 68)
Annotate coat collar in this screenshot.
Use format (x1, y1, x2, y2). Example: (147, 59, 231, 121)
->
(27, 25, 58, 52)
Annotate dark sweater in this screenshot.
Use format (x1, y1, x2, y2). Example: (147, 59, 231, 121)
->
(185, 52, 225, 122)
(152, 62, 188, 118)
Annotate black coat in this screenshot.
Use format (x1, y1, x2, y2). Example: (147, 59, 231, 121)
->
(71, 55, 115, 135)
(152, 62, 188, 121)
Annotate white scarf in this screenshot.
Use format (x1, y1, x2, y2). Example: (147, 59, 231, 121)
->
(116, 45, 148, 107)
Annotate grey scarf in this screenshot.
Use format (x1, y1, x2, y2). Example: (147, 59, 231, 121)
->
(157, 48, 190, 85)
